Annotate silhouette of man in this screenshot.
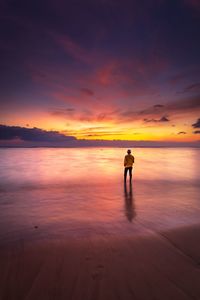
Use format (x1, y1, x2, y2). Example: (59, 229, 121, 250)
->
(124, 149, 134, 182)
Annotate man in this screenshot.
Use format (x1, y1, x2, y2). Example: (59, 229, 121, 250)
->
(124, 149, 134, 182)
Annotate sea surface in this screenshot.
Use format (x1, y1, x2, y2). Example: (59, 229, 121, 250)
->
(0, 147, 199, 243)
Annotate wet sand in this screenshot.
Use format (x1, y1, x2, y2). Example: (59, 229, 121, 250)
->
(1, 224, 200, 300)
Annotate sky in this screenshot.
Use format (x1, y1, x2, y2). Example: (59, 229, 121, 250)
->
(0, 0, 200, 146)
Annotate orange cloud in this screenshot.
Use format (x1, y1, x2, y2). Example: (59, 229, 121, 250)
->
(96, 61, 122, 86)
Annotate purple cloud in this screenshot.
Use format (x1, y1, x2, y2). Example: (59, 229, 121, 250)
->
(192, 118, 200, 128)
(153, 104, 165, 108)
(0, 125, 76, 142)
(183, 83, 200, 93)
(144, 116, 169, 123)
(80, 88, 94, 96)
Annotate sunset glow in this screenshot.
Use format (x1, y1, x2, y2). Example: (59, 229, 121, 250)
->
(0, 0, 200, 146)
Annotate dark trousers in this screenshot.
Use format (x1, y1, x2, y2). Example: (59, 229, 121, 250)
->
(124, 167, 133, 181)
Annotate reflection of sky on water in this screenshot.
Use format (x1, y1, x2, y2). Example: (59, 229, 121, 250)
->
(0, 148, 199, 243)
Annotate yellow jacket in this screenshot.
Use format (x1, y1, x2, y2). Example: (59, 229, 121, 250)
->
(124, 154, 134, 167)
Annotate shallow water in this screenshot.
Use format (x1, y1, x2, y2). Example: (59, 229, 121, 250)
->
(0, 147, 199, 243)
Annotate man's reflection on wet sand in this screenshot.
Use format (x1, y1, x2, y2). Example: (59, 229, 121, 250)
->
(124, 182, 136, 222)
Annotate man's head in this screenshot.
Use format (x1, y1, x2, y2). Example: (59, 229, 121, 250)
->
(127, 149, 131, 154)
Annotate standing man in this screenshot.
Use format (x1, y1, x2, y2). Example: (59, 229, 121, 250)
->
(124, 149, 134, 182)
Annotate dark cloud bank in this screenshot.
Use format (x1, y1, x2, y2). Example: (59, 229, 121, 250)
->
(0, 125, 199, 148)
(0, 125, 75, 142)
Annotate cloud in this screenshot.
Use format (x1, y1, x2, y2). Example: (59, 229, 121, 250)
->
(144, 116, 169, 123)
(52, 92, 96, 107)
(51, 33, 93, 64)
(192, 118, 200, 128)
(183, 83, 200, 93)
(121, 95, 200, 122)
(51, 107, 94, 122)
(80, 88, 94, 96)
(0, 125, 76, 142)
(193, 130, 200, 134)
(50, 104, 120, 123)
(154, 104, 164, 108)
(159, 116, 169, 122)
(95, 61, 124, 86)
(169, 73, 187, 85)
(177, 131, 186, 135)
(1, 0, 200, 139)
(161, 96, 200, 119)
(51, 108, 75, 116)
(97, 113, 106, 121)
(154, 97, 200, 115)
(84, 132, 124, 138)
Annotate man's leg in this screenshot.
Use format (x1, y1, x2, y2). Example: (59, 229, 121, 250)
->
(129, 167, 133, 181)
(124, 167, 128, 182)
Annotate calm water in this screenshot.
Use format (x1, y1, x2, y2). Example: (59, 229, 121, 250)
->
(0, 147, 199, 243)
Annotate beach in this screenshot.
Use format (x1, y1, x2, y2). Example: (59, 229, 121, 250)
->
(0, 148, 200, 299)
(1, 224, 200, 300)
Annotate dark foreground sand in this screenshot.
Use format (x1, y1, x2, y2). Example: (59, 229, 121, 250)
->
(0, 225, 200, 300)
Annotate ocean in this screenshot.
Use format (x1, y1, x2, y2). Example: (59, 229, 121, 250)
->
(0, 147, 199, 243)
